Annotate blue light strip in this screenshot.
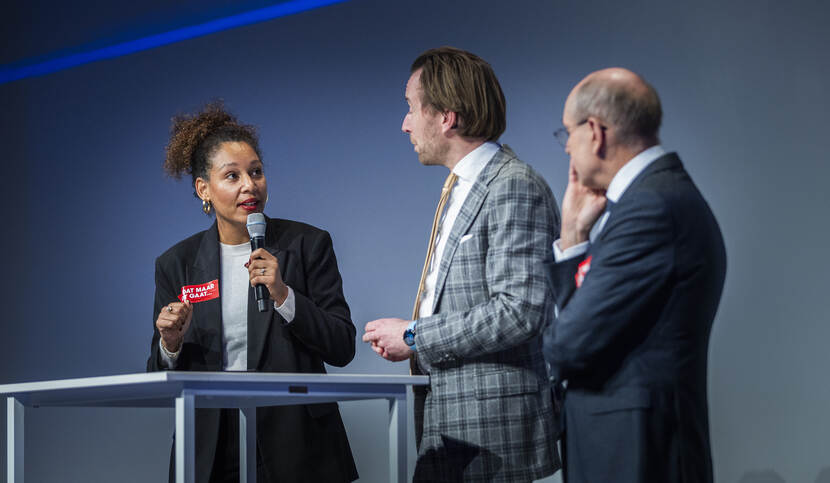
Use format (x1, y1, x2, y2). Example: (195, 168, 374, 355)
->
(0, 0, 349, 85)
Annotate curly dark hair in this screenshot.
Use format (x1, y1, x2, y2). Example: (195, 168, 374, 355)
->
(164, 101, 262, 196)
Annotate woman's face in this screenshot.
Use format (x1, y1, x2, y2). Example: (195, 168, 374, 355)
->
(196, 141, 268, 243)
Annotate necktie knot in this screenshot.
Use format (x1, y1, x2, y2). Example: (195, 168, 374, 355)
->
(442, 173, 458, 195)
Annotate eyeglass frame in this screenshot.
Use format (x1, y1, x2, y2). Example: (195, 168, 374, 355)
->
(553, 119, 588, 149)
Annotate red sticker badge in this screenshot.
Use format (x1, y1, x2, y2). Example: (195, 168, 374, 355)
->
(178, 279, 219, 303)
(575, 256, 592, 288)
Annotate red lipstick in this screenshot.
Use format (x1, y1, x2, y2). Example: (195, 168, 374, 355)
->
(238, 198, 259, 212)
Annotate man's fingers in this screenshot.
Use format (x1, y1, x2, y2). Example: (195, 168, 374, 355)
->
(365, 318, 396, 332)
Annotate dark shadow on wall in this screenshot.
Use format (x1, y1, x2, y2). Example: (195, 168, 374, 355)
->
(738, 470, 786, 483)
(815, 467, 830, 483)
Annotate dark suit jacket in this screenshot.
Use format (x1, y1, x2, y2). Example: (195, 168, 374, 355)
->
(147, 217, 358, 483)
(542, 153, 726, 483)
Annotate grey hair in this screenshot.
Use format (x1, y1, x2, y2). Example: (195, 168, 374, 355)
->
(572, 76, 662, 146)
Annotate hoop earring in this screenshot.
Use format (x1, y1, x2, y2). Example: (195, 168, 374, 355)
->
(202, 199, 212, 215)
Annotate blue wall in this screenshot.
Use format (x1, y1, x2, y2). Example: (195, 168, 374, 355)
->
(1, 0, 828, 481)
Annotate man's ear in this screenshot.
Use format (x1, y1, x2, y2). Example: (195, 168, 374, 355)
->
(588, 117, 607, 157)
(441, 111, 458, 134)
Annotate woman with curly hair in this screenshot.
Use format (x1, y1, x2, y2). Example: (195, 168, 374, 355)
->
(147, 102, 358, 483)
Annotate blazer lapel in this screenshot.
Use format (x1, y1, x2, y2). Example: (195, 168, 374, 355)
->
(247, 217, 282, 370)
(430, 146, 511, 313)
(190, 222, 224, 368)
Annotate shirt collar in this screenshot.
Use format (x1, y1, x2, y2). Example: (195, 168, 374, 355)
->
(452, 141, 500, 182)
(605, 145, 667, 202)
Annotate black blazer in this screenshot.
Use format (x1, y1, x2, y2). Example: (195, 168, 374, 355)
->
(147, 217, 358, 483)
(542, 153, 727, 483)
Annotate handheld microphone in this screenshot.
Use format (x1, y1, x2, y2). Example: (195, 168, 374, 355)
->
(246, 213, 269, 312)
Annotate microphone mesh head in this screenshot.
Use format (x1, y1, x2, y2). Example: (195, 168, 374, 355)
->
(246, 213, 266, 238)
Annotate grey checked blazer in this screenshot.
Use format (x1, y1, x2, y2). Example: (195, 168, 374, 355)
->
(412, 145, 561, 482)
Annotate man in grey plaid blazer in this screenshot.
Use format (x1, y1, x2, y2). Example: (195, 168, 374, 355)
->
(364, 47, 561, 482)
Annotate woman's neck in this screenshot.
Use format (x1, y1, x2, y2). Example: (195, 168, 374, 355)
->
(216, 219, 250, 245)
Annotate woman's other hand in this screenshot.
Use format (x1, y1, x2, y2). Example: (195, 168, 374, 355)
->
(156, 299, 193, 352)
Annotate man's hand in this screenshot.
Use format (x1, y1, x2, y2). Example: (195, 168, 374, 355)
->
(362, 318, 413, 362)
(560, 164, 607, 249)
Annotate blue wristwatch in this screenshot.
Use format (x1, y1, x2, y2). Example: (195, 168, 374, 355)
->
(403, 321, 417, 351)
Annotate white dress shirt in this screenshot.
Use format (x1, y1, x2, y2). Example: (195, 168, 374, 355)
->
(554, 145, 668, 262)
(418, 141, 500, 319)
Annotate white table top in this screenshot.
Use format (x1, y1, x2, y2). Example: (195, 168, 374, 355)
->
(0, 372, 429, 408)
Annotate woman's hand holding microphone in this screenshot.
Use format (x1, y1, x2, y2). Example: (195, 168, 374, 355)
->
(246, 248, 288, 306)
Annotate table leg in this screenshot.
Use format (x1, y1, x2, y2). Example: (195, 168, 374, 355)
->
(175, 392, 195, 483)
(239, 407, 256, 483)
(6, 398, 23, 483)
(388, 395, 407, 483)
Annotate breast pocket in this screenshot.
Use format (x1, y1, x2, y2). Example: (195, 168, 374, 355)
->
(453, 233, 486, 279)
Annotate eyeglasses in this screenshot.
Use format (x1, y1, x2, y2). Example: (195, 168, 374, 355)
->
(553, 119, 588, 148)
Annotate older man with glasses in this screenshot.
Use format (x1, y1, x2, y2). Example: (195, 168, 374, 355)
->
(542, 68, 727, 483)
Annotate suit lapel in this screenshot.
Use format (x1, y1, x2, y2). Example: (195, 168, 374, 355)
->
(430, 146, 511, 313)
(190, 222, 224, 368)
(247, 217, 282, 370)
